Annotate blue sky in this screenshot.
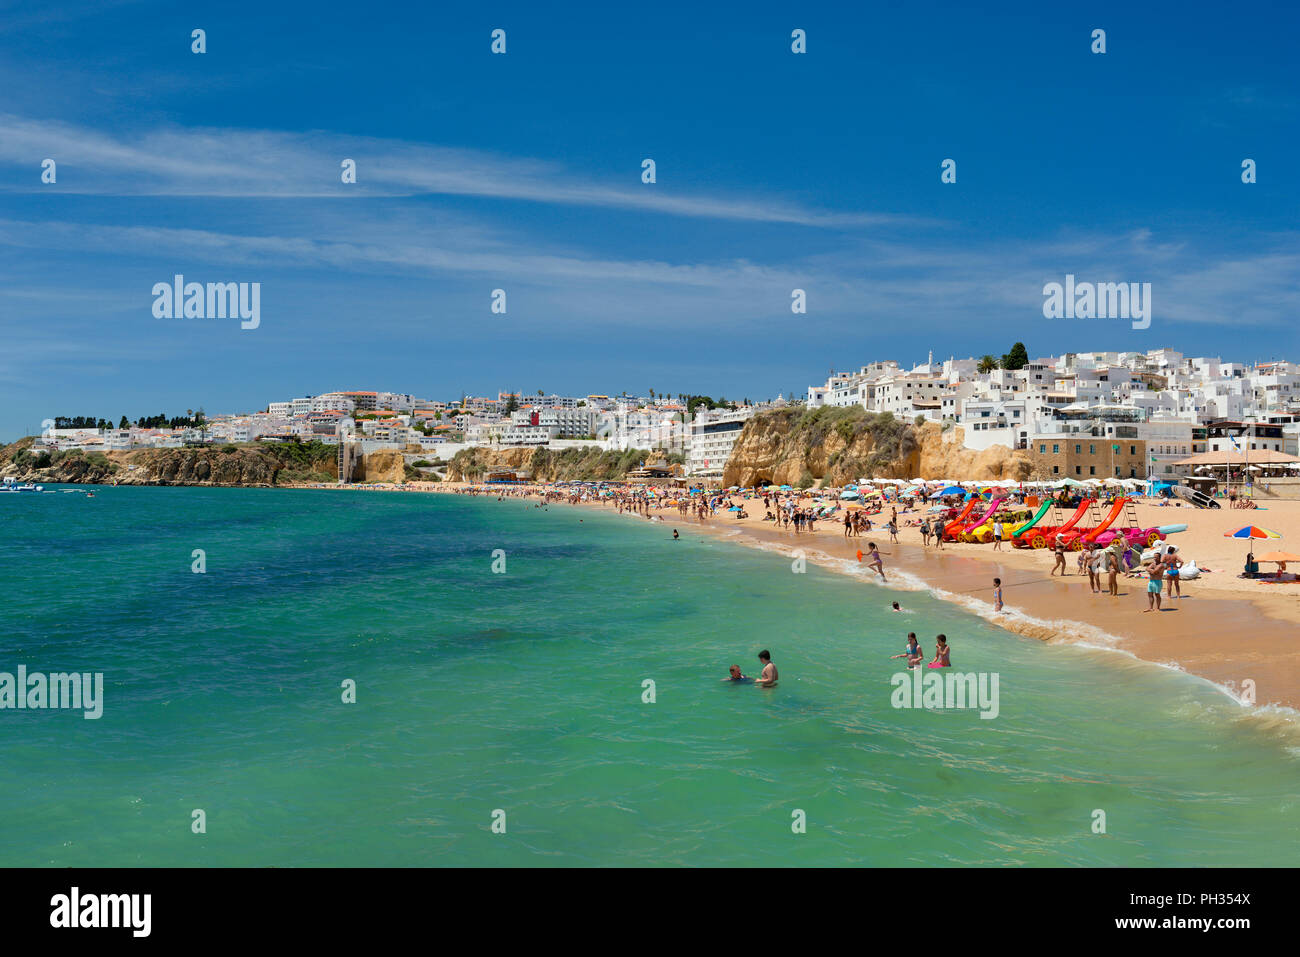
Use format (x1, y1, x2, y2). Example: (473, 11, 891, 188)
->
(1, 0, 1297, 439)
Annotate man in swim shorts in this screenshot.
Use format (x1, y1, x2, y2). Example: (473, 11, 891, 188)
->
(754, 650, 778, 687)
(1144, 558, 1165, 612)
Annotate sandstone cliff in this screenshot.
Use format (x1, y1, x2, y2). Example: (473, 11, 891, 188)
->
(448, 445, 664, 483)
(0, 438, 338, 487)
(354, 449, 407, 484)
(721, 408, 1032, 488)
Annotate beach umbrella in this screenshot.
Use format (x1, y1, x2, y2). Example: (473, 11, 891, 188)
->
(1225, 525, 1281, 557)
(839, 490, 860, 500)
(938, 485, 964, 495)
(1225, 525, 1280, 540)
(1256, 551, 1300, 563)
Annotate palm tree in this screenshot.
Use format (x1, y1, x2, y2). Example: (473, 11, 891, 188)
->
(978, 355, 1000, 374)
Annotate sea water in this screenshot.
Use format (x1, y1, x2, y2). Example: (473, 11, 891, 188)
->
(0, 486, 1295, 866)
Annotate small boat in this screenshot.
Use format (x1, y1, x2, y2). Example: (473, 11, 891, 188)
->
(1, 477, 44, 493)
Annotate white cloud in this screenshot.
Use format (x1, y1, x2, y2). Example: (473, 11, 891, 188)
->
(0, 114, 914, 227)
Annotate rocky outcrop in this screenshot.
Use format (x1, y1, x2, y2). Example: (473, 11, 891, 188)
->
(721, 409, 1032, 488)
(448, 445, 664, 483)
(0, 438, 337, 486)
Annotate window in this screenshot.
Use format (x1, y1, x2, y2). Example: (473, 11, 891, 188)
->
(1075, 466, 1082, 475)
(1089, 444, 1095, 455)
(1090, 466, 1096, 475)
(1039, 444, 1046, 453)
(1075, 444, 1082, 454)
(1052, 444, 1059, 454)
(1130, 445, 1136, 455)
(1052, 466, 1059, 474)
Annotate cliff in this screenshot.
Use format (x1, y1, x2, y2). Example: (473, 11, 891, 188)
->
(0, 438, 338, 487)
(448, 445, 667, 483)
(721, 408, 1032, 488)
(353, 449, 407, 484)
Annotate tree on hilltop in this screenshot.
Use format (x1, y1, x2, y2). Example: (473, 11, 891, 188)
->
(1001, 342, 1030, 370)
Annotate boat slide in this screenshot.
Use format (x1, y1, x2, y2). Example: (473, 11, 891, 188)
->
(1011, 499, 1053, 537)
(941, 497, 979, 539)
(1014, 498, 1093, 548)
(962, 497, 1006, 534)
(1076, 497, 1127, 545)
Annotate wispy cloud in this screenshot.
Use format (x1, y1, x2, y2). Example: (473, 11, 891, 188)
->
(0, 114, 915, 228)
(2, 213, 1295, 332)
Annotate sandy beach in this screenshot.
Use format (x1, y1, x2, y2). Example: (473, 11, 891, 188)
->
(412, 481, 1300, 713)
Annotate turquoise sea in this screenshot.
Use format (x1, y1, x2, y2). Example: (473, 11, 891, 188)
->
(0, 485, 1295, 866)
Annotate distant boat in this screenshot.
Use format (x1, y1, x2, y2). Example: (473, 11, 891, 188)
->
(1, 477, 43, 493)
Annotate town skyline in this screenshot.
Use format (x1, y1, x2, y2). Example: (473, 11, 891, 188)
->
(3, 3, 1297, 439)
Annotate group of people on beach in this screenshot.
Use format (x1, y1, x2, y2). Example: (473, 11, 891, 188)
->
(1046, 531, 1185, 610)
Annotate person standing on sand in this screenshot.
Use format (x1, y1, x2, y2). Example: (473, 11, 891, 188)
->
(1164, 551, 1182, 600)
(932, 517, 944, 549)
(1144, 557, 1165, 612)
(1050, 535, 1068, 576)
(1106, 544, 1121, 596)
(992, 518, 1003, 551)
(921, 520, 931, 547)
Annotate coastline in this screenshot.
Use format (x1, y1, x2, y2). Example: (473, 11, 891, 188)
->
(30, 477, 1297, 714)
(420, 482, 1300, 715)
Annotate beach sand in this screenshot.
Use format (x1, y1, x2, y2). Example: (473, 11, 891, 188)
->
(423, 482, 1300, 712)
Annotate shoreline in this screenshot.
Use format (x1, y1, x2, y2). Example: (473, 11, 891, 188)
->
(34, 478, 1299, 714)
(424, 482, 1300, 716)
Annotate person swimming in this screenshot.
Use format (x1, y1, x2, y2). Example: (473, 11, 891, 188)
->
(722, 664, 749, 683)
(891, 601, 901, 612)
(673, 529, 680, 540)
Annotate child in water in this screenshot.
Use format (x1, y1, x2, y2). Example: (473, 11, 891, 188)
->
(891, 633, 924, 669)
(930, 634, 951, 668)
